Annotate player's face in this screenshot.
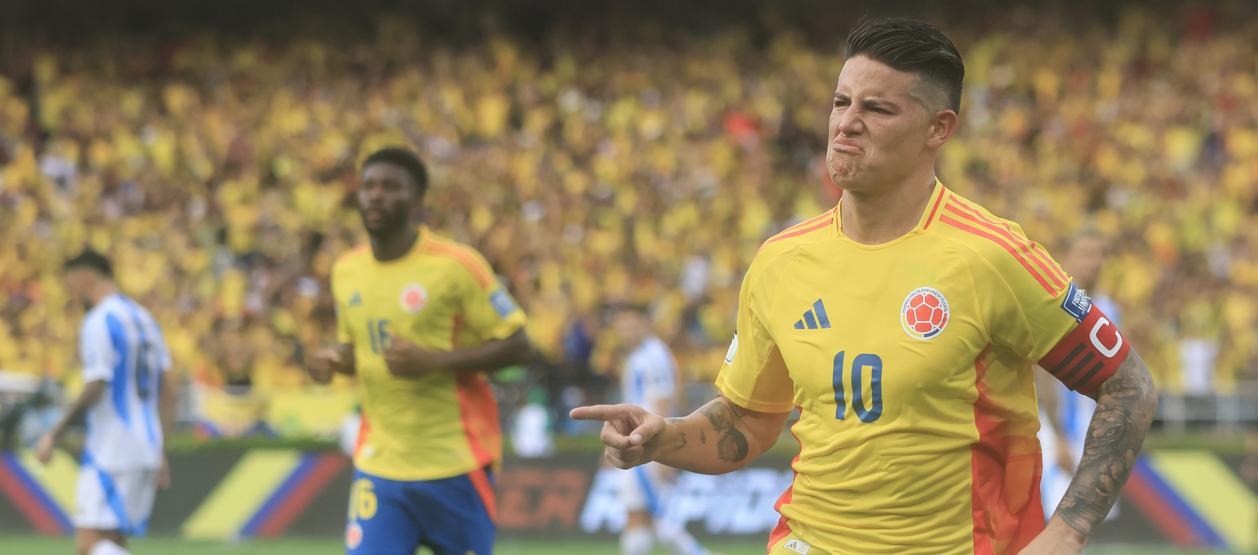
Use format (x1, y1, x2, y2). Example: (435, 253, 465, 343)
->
(613, 311, 648, 348)
(1065, 236, 1105, 289)
(358, 162, 420, 236)
(64, 268, 93, 309)
(827, 55, 941, 192)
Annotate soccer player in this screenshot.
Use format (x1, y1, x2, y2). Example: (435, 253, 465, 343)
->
(36, 249, 175, 555)
(308, 147, 533, 555)
(572, 18, 1157, 555)
(610, 305, 713, 555)
(1036, 230, 1121, 521)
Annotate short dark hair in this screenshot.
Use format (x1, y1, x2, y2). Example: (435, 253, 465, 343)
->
(362, 147, 429, 195)
(845, 17, 965, 112)
(64, 248, 113, 278)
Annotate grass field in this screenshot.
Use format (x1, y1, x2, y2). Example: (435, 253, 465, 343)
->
(0, 536, 1221, 555)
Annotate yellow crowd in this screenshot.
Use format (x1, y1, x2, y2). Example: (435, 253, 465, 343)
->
(0, 7, 1254, 395)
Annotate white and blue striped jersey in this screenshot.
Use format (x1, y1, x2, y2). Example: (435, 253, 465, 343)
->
(79, 294, 170, 471)
(620, 336, 678, 416)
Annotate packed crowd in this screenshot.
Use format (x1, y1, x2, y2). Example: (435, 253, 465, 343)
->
(0, 5, 1254, 402)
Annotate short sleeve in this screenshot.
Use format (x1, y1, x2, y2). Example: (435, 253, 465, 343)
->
(80, 316, 116, 383)
(713, 257, 794, 413)
(981, 225, 1130, 396)
(456, 251, 527, 342)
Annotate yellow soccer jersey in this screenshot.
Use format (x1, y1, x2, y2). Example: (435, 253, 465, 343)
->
(716, 183, 1130, 555)
(332, 227, 527, 481)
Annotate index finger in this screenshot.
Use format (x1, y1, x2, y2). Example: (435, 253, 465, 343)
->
(569, 405, 620, 422)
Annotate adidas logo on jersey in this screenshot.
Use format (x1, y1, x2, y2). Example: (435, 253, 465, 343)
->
(348, 291, 362, 307)
(793, 299, 831, 330)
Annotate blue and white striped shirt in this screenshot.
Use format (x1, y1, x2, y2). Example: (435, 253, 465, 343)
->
(79, 294, 170, 471)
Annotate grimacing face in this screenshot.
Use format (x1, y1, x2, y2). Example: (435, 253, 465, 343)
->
(357, 162, 421, 236)
(827, 55, 953, 192)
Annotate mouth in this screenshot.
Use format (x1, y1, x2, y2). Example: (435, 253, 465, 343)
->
(831, 140, 863, 155)
(363, 208, 386, 226)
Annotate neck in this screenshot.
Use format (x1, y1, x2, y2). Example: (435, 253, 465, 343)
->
(840, 169, 938, 245)
(89, 282, 117, 307)
(369, 225, 421, 262)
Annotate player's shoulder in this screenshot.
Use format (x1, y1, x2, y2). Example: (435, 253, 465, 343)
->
(756, 207, 838, 262)
(332, 244, 372, 275)
(931, 189, 1069, 291)
(421, 233, 495, 289)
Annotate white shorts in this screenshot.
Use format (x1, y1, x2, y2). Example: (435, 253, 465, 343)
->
(621, 463, 672, 516)
(75, 466, 158, 535)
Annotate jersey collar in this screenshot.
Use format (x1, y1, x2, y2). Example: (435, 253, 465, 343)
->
(832, 178, 949, 247)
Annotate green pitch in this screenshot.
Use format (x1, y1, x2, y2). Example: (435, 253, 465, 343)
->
(0, 535, 1215, 554)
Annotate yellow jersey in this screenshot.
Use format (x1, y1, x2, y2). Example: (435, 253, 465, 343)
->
(717, 183, 1130, 555)
(332, 227, 527, 481)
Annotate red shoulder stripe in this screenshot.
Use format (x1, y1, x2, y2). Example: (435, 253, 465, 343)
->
(763, 216, 834, 246)
(777, 209, 834, 236)
(946, 201, 1069, 287)
(939, 210, 1057, 294)
(425, 241, 494, 288)
(921, 187, 948, 230)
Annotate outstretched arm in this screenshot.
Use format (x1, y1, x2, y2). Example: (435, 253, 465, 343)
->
(571, 395, 790, 475)
(1022, 350, 1157, 553)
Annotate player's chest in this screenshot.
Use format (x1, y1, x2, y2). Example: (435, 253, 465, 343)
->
(766, 247, 989, 421)
(341, 266, 462, 343)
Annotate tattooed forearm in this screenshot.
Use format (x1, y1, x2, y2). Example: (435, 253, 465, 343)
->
(1053, 350, 1157, 537)
(701, 398, 751, 462)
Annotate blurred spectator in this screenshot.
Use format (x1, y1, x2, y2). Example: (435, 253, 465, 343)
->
(0, 2, 1254, 410)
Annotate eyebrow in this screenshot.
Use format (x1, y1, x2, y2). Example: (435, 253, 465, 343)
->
(834, 92, 899, 108)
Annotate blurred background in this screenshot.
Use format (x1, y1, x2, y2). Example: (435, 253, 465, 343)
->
(0, 0, 1254, 553)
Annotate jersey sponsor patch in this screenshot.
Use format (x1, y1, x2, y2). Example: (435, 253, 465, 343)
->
(399, 283, 428, 314)
(490, 288, 519, 318)
(724, 333, 739, 364)
(1060, 281, 1092, 323)
(900, 287, 950, 340)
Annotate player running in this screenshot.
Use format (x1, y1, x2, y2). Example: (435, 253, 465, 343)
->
(309, 147, 533, 555)
(573, 18, 1157, 555)
(610, 305, 713, 555)
(1036, 230, 1122, 521)
(37, 249, 176, 555)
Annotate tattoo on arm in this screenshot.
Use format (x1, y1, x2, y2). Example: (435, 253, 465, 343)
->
(698, 430, 707, 444)
(701, 398, 751, 463)
(1053, 351, 1156, 536)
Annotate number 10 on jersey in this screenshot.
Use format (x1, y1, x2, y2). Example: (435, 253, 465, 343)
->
(832, 351, 884, 423)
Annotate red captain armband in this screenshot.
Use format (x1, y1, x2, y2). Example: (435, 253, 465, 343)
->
(1037, 303, 1130, 397)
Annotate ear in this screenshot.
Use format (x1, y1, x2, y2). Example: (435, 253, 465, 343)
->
(926, 109, 958, 149)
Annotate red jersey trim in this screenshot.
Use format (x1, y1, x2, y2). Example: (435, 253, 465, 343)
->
(945, 201, 1068, 287)
(939, 210, 1059, 295)
(1038, 304, 1128, 396)
(767, 408, 803, 551)
(425, 240, 495, 289)
(971, 347, 1045, 554)
(921, 185, 949, 230)
(764, 215, 835, 246)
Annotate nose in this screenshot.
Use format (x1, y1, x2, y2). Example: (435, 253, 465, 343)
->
(836, 107, 863, 137)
